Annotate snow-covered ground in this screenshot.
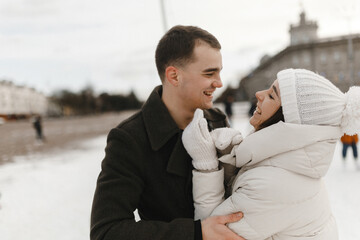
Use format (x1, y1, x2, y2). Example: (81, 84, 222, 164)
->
(1, 105, 359, 239)
(0, 137, 105, 240)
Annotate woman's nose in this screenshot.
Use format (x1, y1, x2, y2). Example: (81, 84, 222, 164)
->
(255, 90, 264, 101)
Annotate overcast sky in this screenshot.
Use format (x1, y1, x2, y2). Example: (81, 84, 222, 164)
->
(1, 0, 360, 100)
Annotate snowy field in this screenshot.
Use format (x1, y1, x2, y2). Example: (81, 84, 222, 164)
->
(0, 137, 106, 240)
(1, 104, 359, 239)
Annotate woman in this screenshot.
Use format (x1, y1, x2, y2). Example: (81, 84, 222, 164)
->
(182, 69, 360, 240)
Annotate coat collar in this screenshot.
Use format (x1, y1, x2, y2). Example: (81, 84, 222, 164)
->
(141, 85, 227, 177)
(142, 85, 180, 152)
(142, 85, 190, 177)
(235, 121, 342, 168)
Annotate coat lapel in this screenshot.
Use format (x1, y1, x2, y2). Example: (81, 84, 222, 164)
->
(142, 86, 179, 151)
(166, 132, 191, 178)
(142, 86, 191, 177)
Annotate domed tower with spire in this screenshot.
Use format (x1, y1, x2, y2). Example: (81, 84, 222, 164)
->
(289, 11, 318, 45)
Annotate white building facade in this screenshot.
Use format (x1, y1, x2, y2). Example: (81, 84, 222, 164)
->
(0, 81, 48, 117)
(237, 11, 360, 102)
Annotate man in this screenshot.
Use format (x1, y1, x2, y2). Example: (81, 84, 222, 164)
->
(90, 25, 244, 240)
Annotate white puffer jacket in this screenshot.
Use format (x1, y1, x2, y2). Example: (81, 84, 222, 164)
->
(193, 122, 341, 240)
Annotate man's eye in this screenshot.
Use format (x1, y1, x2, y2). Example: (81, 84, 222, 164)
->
(269, 94, 274, 100)
(205, 73, 214, 76)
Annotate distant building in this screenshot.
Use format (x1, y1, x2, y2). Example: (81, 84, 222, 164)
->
(236, 11, 360, 102)
(289, 11, 318, 46)
(0, 80, 48, 119)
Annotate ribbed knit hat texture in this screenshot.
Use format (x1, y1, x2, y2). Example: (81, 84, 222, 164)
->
(277, 68, 360, 135)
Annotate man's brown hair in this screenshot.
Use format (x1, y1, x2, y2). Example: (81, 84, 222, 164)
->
(155, 25, 221, 81)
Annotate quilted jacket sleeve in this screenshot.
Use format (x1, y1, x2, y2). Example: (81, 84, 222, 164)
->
(192, 168, 225, 220)
(210, 166, 324, 240)
(192, 166, 291, 239)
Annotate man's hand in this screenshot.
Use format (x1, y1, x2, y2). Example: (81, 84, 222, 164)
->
(201, 212, 245, 240)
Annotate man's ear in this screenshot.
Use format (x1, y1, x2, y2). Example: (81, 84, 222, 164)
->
(164, 66, 179, 87)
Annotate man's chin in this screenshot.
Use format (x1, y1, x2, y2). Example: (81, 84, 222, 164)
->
(203, 102, 213, 109)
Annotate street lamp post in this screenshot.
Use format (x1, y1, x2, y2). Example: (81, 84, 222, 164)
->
(160, 0, 168, 33)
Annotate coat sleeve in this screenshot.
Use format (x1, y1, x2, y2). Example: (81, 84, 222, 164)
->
(90, 128, 195, 240)
(193, 167, 293, 239)
(192, 168, 225, 220)
(210, 166, 322, 240)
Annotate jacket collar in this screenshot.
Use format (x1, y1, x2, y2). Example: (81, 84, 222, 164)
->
(142, 86, 190, 177)
(235, 121, 342, 168)
(142, 85, 180, 151)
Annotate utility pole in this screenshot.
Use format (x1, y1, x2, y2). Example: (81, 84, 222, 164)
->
(160, 0, 168, 33)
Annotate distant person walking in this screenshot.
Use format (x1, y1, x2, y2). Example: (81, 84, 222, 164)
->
(341, 133, 358, 166)
(32, 115, 43, 141)
(224, 95, 234, 123)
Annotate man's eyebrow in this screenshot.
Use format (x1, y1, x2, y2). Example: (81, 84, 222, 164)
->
(203, 67, 222, 73)
(272, 85, 279, 97)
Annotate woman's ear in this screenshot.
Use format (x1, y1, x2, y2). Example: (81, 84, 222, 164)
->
(164, 66, 179, 87)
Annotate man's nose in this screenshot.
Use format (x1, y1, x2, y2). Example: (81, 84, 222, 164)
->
(212, 77, 222, 88)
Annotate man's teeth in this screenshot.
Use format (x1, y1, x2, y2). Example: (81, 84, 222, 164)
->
(204, 91, 213, 96)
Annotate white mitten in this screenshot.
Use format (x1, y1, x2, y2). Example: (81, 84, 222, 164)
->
(210, 128, 243, 152)
(218, 147, 237, 166)
(182, 109, 218, 170)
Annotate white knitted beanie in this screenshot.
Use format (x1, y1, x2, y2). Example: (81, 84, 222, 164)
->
(277, 68, 360, 135)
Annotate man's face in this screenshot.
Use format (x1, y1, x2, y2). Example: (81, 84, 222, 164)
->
(176, 42, 223, 111)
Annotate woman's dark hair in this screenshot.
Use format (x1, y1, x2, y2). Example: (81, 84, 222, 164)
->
(257, 106, 285, 131)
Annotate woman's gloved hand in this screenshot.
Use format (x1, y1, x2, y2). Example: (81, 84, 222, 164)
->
(182, 109, 218, 171)
(210, 127, 243, 156)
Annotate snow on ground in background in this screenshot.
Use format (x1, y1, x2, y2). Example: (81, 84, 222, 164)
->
(325, 142, 360, 240)
(0, 103, 360, 239)
(0, 136, 106, 240)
